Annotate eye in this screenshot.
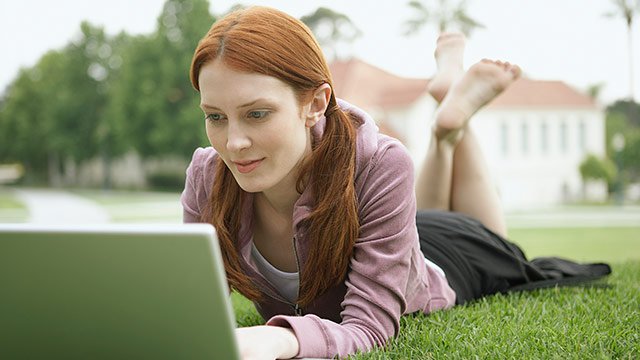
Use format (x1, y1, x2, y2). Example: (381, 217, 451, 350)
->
(247, 110, 269, 119)
(205, 113, 226, 122)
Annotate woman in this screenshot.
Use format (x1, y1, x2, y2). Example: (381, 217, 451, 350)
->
(181, 6, 610, 359)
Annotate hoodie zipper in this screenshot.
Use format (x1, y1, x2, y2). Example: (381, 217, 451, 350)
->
(292, 236, 303, 316)
(249, 237, 304, 316)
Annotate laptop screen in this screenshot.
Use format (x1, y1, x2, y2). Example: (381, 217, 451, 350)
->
(0, 224, 240, 360)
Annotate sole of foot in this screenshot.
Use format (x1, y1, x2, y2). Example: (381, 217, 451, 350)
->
(434, 59, 522, 145)
(428, 32, 467, 103)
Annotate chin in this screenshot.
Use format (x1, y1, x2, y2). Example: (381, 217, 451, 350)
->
(233, 177, 269, 194)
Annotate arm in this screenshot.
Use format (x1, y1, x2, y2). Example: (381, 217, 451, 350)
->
(181, 147, 217, 223)
(235, 326, 299, 360)
(268, 140, 420, 358)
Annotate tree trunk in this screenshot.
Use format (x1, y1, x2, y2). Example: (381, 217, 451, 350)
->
(63, 156, 77, 186)
(48, 153, 62, 187)
(101, 141, 112, 190)
(628, 22, 635, 101)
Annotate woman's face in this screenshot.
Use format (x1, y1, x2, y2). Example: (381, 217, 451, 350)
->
(198, 60, 314, 195)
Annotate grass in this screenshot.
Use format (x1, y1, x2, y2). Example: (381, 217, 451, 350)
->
(2, 188, 638, 357)
(231, 229, 640, 359)
(508, 227, 640, 263)
(0, 187, 28, 222)
(71, 189, 180, 205)
(360, 263, 639, 359)
(72, 189, 182, 223)
(231, 262, 638, 359)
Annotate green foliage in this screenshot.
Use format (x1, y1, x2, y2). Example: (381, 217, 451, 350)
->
(604, 1, 639, 100)
(0, 0, 215, 185)
(0, 67, 50, 174)
(0, 0, 365, 188)
(300, 7, 361, 60)
(606, 99, 640, 182)
(607, 99, 640, 128)
(579, 154, 616, 185)
(146, 170, 186, 191)
(106, 0, 214, 159)
(404, 0, 484, 36)
(0, 22, 132, 184)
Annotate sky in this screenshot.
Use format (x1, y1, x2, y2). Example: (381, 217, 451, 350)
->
(0, 0, 638, 104)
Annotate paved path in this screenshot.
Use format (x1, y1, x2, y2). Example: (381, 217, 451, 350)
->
(505, 206, 640, 228)
(7, 188, 640, 227)
(14, 188, 110, 224)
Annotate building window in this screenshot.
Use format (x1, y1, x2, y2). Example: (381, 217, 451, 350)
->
(540, 121, 549, 154)
(578, 119, 587, 152)
(560, 120, 568, 154)
(521, 121, 529, 155)
(500, 122, 509, 157)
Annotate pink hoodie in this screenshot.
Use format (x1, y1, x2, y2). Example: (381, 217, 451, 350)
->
(181, 100, 456, 358)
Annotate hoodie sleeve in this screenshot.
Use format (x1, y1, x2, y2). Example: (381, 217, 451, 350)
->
(267, 139, 421, 358)
(181, 147, 218, 223)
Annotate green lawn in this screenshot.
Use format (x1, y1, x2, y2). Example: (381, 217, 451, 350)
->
(72, 189, 182, 223)
(2, 188, 638, 357)
(358, 262, 639, 359)
(0, 188, 28, 222)
(231, 262, 638, 359)
(231, 227, 640, 359)
(509, 226, 640, 263)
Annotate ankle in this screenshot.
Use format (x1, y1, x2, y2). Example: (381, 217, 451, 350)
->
(431, 126, 464, 149)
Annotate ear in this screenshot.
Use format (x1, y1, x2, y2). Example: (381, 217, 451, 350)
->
(304, 83, 332, 128)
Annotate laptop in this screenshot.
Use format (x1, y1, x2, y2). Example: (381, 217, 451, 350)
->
(0, 223, 241, 360)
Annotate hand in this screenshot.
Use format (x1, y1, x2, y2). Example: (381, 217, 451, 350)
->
(235, 325, 299, 360)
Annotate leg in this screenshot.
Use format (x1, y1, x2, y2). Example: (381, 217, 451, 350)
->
(450, 129, 507, 237)
(428, 32, 466, 104)
(415, 128, 455, 211)
(416, 59, 521, 238)
(415, 33, 466, 210)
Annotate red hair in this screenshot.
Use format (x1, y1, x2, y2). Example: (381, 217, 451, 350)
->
(190, 6, 360, 306)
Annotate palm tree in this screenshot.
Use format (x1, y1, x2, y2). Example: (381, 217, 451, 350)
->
(404, 0, 484, 37)
(605, 0, 640, 101)
(300, 7, 361, 61)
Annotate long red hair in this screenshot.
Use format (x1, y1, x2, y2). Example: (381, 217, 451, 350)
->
(190, 6, 360, 306)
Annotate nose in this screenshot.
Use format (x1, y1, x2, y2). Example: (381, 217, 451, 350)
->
(226, 119, 251, 152)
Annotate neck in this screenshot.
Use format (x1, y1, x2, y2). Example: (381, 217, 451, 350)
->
(255, 180, 300, 219)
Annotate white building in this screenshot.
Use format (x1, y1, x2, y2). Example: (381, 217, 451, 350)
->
(330, 59, 607, 210)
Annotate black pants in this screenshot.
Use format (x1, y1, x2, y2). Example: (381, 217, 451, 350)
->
(416, 210, 612, 305)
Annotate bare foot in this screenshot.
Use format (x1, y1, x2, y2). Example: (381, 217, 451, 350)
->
(428, 32, 466, 103)
(434, 59, 522, 144)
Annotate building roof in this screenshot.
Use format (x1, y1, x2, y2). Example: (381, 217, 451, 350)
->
(487, 78, 597, 110)
(329, 58, 597, 111)
(329, 58, 429, 110)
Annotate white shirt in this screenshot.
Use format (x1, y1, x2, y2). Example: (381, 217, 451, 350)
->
(251, 242, 300, 303)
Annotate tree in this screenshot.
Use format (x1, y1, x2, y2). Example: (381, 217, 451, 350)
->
(300, 7, 361, 61)
(404, 0, 484, 37)
(0, 0, 215, 187)
(605, 99, 640, 184)
(605, 0, 640, 101)
(0, 66, 52, 182)
(0, 23, 116, 187)
(61, 22, 127, 187)
(585, 82, 606, 102)
(107, 0, 214, 160)
(579, 154, 617, 186)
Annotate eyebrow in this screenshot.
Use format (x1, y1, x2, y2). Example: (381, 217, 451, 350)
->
(200, 98, 271, 111)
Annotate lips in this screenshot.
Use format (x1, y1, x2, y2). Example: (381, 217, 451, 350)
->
(233, 158, 264, 174)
